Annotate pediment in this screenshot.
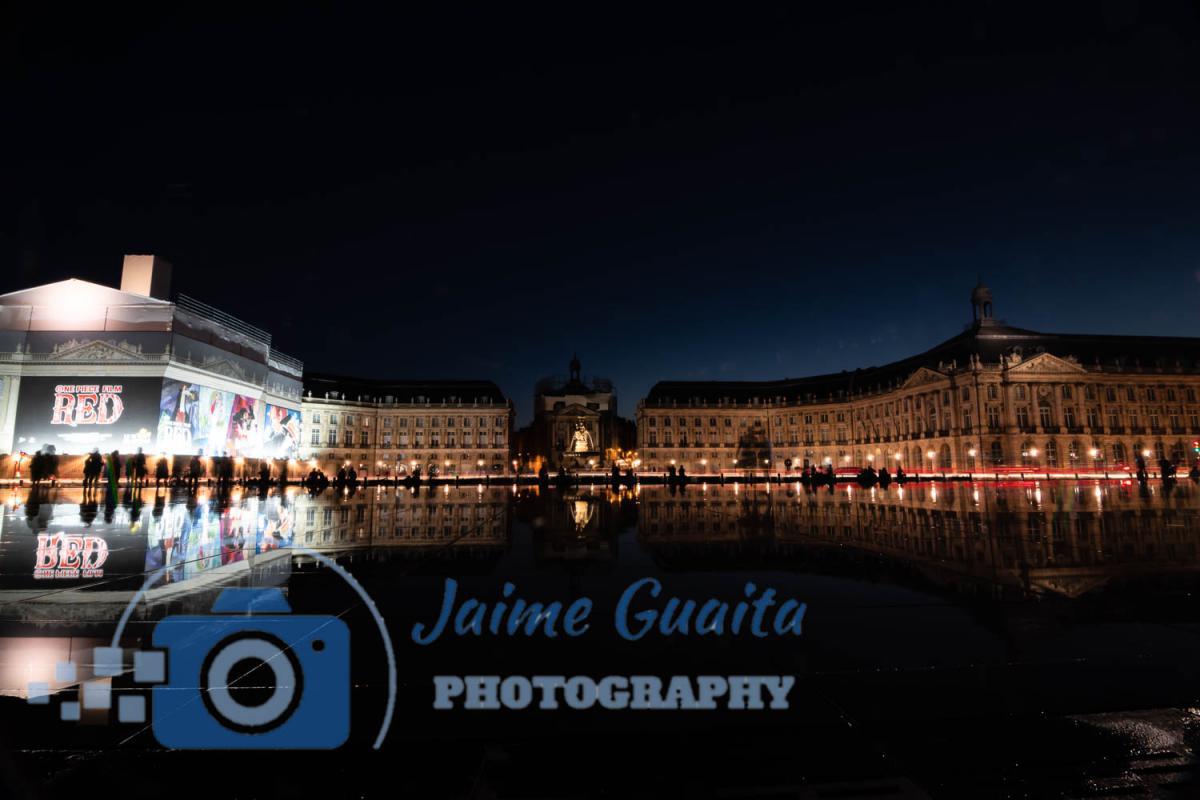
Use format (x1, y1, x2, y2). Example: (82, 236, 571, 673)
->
(1004, 352, 1087, 375)
(901, 367, 947, 389)
(555, 403, 603, 418)
(199, 356, 250, 381)
(48, 338, 148, 361)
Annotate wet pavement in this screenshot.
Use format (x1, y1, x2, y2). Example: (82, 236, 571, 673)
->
(3, 478, 1200, 798)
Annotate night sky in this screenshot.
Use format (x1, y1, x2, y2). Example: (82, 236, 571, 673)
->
(5, 2, 1200, 424)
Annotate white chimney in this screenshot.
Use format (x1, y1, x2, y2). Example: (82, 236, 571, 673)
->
(120, 254, 173, 300)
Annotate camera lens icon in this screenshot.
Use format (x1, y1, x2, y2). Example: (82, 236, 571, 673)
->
(200, 631, 304, 734)
(149, 587, 350, 750)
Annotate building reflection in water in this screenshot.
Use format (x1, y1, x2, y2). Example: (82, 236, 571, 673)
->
(2, 480, 1199, 607)
(639, 480, 1200, 599)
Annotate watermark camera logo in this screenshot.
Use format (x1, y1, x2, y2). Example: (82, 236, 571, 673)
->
(27, 550, 396, 750)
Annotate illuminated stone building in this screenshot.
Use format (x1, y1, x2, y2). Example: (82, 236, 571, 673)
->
(0, 255, 304, 477)
(516, 355, 635, 472)
(637, 285, 1200, 474)
(300, 373, 513, 478)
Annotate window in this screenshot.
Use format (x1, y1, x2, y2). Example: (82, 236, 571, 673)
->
(311, 430, 320, 445)
(1039, 405, 1053, 428)
(1064, 407, 1076, 428)
(990, 441, 1003, 465)
(311, 412, 321, 424)
(360, 431, 369, 446)
(961, 387, 970, 401)
(1045, 440, 1059, 467)
(345, 414, 354, 426)
(1016, 407, 1029, 428)
(1105, 388, 1117, 402)
(1062, 385, 1072, 400)
(1084, 385, 1096, 401)
(987, 385, 998, 400)
(1014, 385, 1026, 401)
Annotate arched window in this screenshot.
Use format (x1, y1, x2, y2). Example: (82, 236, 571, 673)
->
(1171, 440, 1185, 463)
(1154, 441, 1165, 460)
(1067, 440, 1080, 464)
(1045, 440, 1059, 467)
(1133, 441, 1144, 461)
(1021, 439, 1036, 467)
(1112, 442, 1125, 464)
(939, 444, 951, 469)
(990, 441, 1004, 465)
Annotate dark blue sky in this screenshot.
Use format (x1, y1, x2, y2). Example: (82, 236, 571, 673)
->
(5, 2, 1200, 424)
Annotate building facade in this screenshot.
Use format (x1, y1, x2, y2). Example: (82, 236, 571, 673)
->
(300, 373, 513, 478)
(0, 255, 304, 477)
(637, 285, 1200, 475)
(516, 356, 634, 472)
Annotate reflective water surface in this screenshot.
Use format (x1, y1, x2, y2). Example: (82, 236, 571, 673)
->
(4, 479, 1200, 798)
